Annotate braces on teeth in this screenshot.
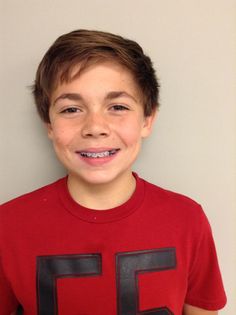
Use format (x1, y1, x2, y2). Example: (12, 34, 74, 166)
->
(80, 149, 117, 158)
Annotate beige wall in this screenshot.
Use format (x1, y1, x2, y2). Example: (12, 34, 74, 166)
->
(1, 0, 236, 313)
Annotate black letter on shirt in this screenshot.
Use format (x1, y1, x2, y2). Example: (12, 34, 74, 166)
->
(116, 248, 176, 315)
(36, 254, 101, 315)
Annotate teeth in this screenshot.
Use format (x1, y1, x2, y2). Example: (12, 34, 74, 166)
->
(80, 149, 118, 158)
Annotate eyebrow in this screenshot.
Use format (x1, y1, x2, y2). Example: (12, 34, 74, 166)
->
(53, 91, 138, 106)
(105, 91, 138, 103)
(53, 93, 83, 106)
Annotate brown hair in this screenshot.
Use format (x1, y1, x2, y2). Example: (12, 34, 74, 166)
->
(33, 29, 160, 122)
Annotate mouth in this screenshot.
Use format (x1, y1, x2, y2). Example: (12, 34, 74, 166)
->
(78, 149, 120, 159)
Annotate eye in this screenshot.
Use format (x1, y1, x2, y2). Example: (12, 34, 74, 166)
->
(110, 104, 129, 111)
(60, 107, 81, 114)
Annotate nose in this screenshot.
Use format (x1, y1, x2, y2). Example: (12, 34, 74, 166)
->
(81, 112, 110, 138)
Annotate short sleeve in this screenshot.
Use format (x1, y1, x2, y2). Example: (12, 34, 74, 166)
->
(0, 206, 19, 315)
(0, 257, 19, 315)
(185, 209, 227, 310)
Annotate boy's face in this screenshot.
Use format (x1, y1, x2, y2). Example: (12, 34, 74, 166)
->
(47, 61, 156, 188)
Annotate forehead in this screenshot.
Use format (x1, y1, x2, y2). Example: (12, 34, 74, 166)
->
(52, 60, 142, 100)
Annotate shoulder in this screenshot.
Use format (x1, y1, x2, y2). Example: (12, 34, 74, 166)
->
(0, 177, 66, 216)
(143, 177, 201, 208)
(140, 177, 215, 252)
(141, 176, 208, 227)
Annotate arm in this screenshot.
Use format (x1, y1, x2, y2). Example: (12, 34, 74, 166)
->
(0, 259, 19, 315)
(10, 305, 23, 315)
(184, 304, 218, 315)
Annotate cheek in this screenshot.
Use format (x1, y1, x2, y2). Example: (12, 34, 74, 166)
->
(116, 120, 143, 146)
(50, 125, 76, 148)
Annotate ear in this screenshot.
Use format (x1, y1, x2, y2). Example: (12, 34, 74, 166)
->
(141, 109, 157, 138)
(45, 122, 53, 140)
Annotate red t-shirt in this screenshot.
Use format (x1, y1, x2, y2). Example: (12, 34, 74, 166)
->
(0, 174, 226, 315)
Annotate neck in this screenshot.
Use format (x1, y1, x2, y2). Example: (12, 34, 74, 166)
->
(67, 172, 136, 210)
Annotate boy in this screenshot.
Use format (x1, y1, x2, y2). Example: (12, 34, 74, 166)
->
(0, 30, 226, 315)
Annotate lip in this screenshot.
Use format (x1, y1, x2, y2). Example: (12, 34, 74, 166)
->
(75, 148, 120, 166)
(76, 147, 119, 153)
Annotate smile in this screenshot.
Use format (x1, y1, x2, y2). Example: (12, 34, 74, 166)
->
(79, 149, 119, 158)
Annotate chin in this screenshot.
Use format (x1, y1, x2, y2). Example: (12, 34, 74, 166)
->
(70, 170, 118, 185)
